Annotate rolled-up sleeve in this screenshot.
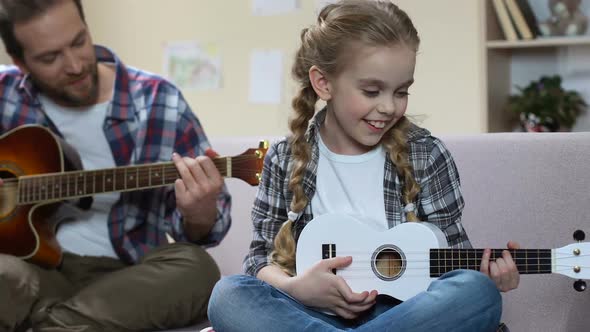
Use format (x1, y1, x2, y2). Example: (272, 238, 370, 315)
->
(243, 142, 289, 276)
(167, 95, 232, 247)
(418, 138, 471, 249)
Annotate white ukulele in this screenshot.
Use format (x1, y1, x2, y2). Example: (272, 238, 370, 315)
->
(296, 213, 590, 301)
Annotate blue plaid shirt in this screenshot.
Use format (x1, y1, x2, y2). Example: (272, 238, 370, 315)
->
(0, 45, 231, 263)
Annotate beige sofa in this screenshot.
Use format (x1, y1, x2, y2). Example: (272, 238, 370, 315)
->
(169, 132, 590, 332)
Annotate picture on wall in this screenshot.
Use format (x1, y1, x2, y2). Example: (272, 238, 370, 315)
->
(163, 41, 222, 92)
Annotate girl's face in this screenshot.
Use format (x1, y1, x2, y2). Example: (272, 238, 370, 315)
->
(318, 44, 416, 155)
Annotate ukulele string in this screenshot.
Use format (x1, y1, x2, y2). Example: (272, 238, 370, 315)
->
(334, 269, 579, 279)
(329, 249, 555, 254)
(327, 263, 586, 270)
(324, 250, 579, 257)
(327, 265, 584, 278)
(340, 252, 590, 260)
(332, 253, 590, 265)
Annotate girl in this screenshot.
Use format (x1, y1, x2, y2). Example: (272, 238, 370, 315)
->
(208, 1, 519, 331)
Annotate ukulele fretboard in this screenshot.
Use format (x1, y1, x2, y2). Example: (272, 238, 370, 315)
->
(429, 248, 552, 277)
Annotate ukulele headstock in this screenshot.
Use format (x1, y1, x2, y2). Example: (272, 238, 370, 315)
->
(226, 140, 269, 186)
(555, 242, 590, 280)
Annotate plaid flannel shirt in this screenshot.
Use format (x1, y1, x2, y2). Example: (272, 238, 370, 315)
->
(244, 108, 471, 276)
(0, 45, 231, 263)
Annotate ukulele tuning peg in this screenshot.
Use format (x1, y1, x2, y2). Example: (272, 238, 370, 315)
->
(574, 279, 587, 292)
(573, 230, 585, 242)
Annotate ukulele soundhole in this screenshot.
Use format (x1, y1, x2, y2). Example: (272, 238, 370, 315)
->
(371, 245, 405, 281)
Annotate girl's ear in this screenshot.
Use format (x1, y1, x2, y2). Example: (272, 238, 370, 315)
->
(309, 65, 332, 101)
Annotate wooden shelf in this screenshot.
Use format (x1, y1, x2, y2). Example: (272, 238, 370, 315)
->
(482, 0, 590, 132)
(487, 36, 590, 49)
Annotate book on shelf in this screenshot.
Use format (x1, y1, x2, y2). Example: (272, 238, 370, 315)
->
(492, 0, 518, 41)
(515, 0, 542, 38)
(504, 0, 533, 40)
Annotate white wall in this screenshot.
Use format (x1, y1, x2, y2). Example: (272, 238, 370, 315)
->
(0, 50, 10, 64)
(82, 0, 486, 136)
(0, 0, 486, 136)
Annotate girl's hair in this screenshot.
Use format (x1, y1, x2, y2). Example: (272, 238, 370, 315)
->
(270, 0, 421, 276)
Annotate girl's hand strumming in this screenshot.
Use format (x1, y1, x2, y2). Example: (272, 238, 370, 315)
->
(285, 256, 378, 319)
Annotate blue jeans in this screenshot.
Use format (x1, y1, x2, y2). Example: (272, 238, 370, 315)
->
(208, 269, 502, 332)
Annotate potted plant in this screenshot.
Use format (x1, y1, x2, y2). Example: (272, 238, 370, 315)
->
(506, 75, 587, 132)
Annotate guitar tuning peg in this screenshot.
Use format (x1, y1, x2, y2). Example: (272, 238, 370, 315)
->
(574, 279, 587, 292)
(573, 230, 585, 242)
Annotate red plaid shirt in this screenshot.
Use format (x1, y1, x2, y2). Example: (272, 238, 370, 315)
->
(0, 45, 231, 263)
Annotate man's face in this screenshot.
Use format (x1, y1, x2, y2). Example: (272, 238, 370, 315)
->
(13, 0, 98, 107)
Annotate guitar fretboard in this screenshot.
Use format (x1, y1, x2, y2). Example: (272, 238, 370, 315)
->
(429, 249, 552, 277)
(17, 158, 235, 204)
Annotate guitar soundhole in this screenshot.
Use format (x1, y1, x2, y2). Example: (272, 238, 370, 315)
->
(0, 169, 18, 220)
(372, 245, 405, 281)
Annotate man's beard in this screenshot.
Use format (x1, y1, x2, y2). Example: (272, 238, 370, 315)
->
(31, 63, 100, 107)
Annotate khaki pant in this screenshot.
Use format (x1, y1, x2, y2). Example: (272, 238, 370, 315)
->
(0, 243, 220, 332)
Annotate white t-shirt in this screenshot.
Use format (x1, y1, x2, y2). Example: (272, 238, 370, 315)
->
(311, 135, 388, 231)
(40, 94, 119, 258)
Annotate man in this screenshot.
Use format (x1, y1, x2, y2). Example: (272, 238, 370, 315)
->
(0, 0, 231, 331)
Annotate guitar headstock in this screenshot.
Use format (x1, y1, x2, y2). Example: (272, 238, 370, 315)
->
(219, 140, 269, 186)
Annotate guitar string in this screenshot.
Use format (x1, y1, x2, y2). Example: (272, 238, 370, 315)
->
(2, 167, 263, 185)
(9, 170, 262, 187)
(5, 173, 261, 202)
(0, 154, 263, 183)
(3, 167, 262, 184)
(0, 155, 264, 201)
(0, 171, 263, 189)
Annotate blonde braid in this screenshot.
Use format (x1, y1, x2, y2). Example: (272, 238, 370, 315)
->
(382, 117, 420, 221)
(270, 84, 317, 276)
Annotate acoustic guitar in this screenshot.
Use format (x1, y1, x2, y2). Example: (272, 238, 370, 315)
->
(0, 125, 268, 268)
(296, 213, 590, 302)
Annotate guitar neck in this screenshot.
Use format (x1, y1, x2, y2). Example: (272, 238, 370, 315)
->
(17, 158, 234, 204)
(429, 248, 552, 277)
